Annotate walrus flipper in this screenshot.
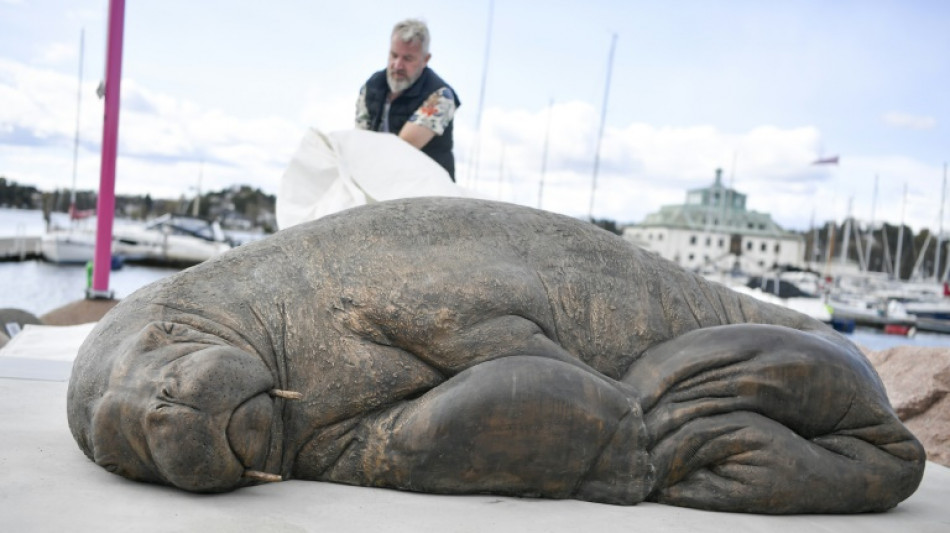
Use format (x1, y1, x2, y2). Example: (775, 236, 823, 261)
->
(623, 324, 926, 514)
(321, 356, 654, 504)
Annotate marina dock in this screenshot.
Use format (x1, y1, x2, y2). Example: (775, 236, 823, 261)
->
(0, 235, 41, 261)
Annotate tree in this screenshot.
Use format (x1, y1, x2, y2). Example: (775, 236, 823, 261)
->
(590, 217, 622, 235)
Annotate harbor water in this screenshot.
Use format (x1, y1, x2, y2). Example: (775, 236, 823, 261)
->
(0, 259, 177, 316)
(1, 207, 210, 316)
(2, 208, 949, 350)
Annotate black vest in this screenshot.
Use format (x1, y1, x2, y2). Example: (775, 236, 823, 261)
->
(364, 67, 460, 180)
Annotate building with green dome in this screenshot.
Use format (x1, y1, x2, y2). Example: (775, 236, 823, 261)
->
(623, 169, 804, 273)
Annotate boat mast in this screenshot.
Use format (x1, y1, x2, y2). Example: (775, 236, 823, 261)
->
(192, 161, 203, 218)
(893, 182, 907, 280)
(497, 143, 506, 201)
(465, 0, 494, 189)
(839, 196, 852, 265)
(809, 209, 818, 268)
(911, 234, 932, 280)
(70, 29, 85, 216)
(89, 0, 126, 299)
(588, 33, 617, 220)
(863, 174, 878, 271)
(852, 207, 867, 271)
(537, 98, 553, 210)
(936, 162, 947, 282)
(821, 192, 837, 279)
(882, 226, 893, 276)
(823, 218, 836, 280)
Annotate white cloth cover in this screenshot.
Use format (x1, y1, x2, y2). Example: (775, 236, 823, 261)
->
(276, 128, 479, 230)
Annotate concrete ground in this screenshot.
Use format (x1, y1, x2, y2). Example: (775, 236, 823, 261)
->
(2, 326, 949, 532)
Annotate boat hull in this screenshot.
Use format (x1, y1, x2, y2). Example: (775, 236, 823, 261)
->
(41, 231, 96, 264)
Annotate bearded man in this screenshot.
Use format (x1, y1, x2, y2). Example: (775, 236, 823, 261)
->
(356, 19, 461, 180)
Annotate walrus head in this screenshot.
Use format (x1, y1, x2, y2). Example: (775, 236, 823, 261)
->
(67, 321, 297, 492)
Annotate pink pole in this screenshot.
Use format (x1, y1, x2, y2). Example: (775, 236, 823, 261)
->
(89, 0, 126, 299)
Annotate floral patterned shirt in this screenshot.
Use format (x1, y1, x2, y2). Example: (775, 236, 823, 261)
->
(355, 86, 457, 135)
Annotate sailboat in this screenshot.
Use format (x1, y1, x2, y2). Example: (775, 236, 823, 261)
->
(41, 29, 102, 265)
(40, 226, 97, 263)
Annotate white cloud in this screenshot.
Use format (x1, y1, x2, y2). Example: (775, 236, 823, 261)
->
(0, 59, 303, 200)
(38, 42, 75, 65)
(0, 59, 82, 136)
(829, 155, 947, 233)
(453, 102, 834, 228)
(449, 102, 947, 236)
(299, 83, 358, 134)
(1, 58, 945, 237)
(883, 111, 937, 130)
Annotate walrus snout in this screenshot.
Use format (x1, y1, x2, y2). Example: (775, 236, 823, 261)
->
(228, 393, 275, 475)
(145, 346, 280, 491)
(143, 390, 284, 492)
(82, 343, 291, 492)
(145, 400, 248, 491)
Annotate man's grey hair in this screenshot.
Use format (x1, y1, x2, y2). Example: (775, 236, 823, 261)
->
(392, 18, 430, 54)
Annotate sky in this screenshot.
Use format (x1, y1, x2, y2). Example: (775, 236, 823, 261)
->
(1, 0, 947, 234)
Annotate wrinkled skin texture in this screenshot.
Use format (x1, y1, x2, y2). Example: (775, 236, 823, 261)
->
(67, 198, 925, 514)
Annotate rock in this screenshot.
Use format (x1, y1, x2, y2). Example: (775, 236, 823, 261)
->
(41, 299, 119, 326)
(864, 345, 950, 467)
(0, 308, 44, 338)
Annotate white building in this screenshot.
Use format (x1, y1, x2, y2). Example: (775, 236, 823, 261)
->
(623, 169, 804, 273)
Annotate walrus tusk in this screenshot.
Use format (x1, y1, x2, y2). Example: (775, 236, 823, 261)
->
(269, 389, 302, 400)
(244, 470, 283, 483)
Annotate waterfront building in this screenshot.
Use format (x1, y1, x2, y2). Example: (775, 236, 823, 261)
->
(623, 169, 804, 273)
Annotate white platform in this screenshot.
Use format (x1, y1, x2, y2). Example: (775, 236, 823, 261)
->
(2, 327, 949, 532)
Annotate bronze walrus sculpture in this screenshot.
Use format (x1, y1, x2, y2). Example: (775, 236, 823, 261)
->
(67, 197, 925, 514)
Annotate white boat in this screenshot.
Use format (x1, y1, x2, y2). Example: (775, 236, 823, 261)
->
(42, 32, 99, 266)
(728, 284, 832, 323)
(887, 287, 950, 333)
(113, 214, 233, 266)
(705, 270, 832, 323)
(40, 229, 97, 264)
(901, 298, 950, 320)
(745, 271, 825, 298)
(825, 292, 917, 335)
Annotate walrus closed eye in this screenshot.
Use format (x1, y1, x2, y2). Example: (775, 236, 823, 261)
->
(67, 197, 925, 514)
